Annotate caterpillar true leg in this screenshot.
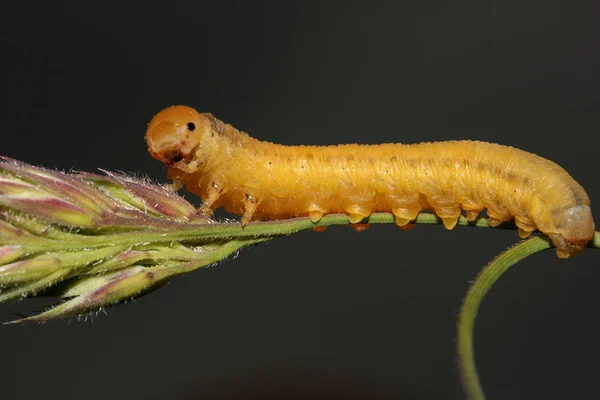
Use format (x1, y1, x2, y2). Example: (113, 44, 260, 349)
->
(165, 177, 185, 192)
(173, 159, 199, 174)
(241, 193, 261, 226)
(198, 181, 226, 217)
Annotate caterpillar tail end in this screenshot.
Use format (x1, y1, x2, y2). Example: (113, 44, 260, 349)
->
(548, 204, 595, 258)
(548, 233, 588, 259)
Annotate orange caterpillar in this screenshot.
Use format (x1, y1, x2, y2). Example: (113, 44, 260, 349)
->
(146, 105, 594, 258)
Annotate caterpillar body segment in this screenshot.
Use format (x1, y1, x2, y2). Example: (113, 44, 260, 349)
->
(146, 105, 594, 258)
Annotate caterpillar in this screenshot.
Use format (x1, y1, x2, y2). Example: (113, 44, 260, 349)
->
(146, 105, 594, 258)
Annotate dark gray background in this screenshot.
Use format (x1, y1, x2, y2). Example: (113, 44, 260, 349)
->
(1, 1, 599, 399)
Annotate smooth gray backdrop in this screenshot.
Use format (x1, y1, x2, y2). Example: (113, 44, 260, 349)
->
(1, 2, 599, 399)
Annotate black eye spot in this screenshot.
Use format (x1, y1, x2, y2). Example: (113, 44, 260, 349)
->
(187, 122, 196, 131)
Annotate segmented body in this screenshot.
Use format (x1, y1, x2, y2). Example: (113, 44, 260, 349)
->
(146, 106, 594, 258)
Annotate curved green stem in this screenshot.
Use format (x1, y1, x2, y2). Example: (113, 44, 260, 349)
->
(457, 232, 600, 400)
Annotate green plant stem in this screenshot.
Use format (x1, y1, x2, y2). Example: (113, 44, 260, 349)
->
(9, 213, 515, 253)
(457, 231, 600, 400)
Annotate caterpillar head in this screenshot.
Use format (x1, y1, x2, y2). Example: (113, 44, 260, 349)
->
(146, 105, 210, 167)
(546, 204, 595, 258)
